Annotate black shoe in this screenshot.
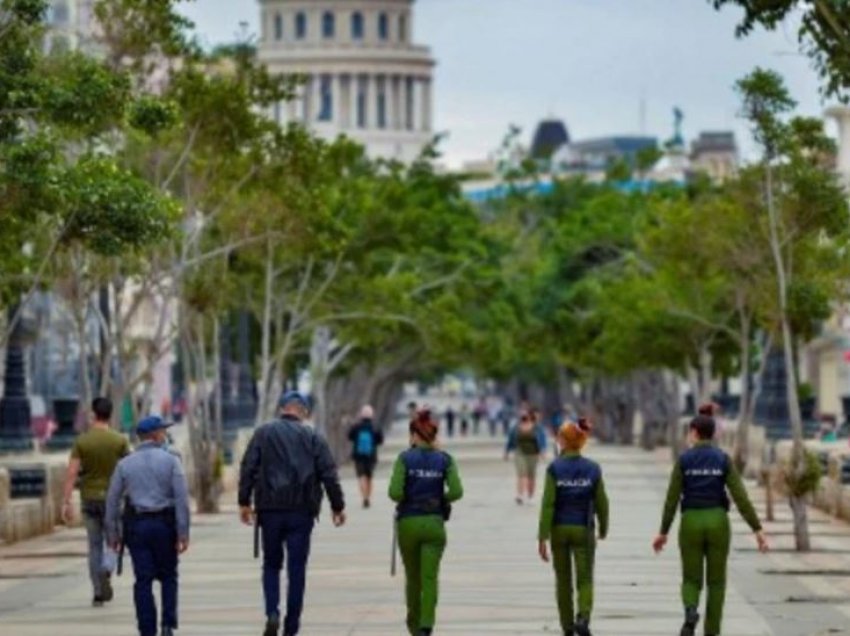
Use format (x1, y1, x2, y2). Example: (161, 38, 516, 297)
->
(264, 614, 280, 636)
(418, 629, 433, 636)
(363, 498, 370, 509)
(92, 596, 104, 607)
(100, 572, 113, 602)
(574, 616, 592, 636)
(160, 628, 174, 636)
(680, 607, 699, 636)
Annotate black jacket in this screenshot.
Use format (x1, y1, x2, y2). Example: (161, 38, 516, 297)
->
(238, 415, 345, 515)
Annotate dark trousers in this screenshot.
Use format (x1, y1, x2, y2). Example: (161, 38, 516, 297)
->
(127, 516, 178, 636)
(260, 510, 315, 635)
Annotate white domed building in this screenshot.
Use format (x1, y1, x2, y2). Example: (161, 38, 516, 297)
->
(257, 0, 435, 163)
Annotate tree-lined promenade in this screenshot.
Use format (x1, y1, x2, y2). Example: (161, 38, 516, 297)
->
(1, 428, 850, 635)
(3, 0, 850, 578)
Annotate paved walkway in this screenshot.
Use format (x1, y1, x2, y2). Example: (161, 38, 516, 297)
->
(1, 432, 850, 635)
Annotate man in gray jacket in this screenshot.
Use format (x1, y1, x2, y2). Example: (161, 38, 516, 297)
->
(106, 416, 190, 636)
(239, 391, 346, 636)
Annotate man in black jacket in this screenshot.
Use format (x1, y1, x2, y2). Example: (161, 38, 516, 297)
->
(239, 391, 346, 636)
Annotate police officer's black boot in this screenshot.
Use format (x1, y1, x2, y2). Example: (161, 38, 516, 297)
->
(264, 613, 280, 636)
(160, 627, 174, 636)
(574, 616, 592, 636)
(679, 607, 699, 636)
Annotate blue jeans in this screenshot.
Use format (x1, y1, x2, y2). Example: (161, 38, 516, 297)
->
(127, 516, 178, 636)
(260, 510, 314, 635)
(82, 500, 116, 597)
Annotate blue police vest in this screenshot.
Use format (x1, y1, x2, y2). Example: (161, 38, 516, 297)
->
(549, 456, 601, 527)
(397, 448, 450, 519)
(679, 444, 730, 512)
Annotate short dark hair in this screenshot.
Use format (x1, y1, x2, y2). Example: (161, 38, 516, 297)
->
(92, 397, 113, 421)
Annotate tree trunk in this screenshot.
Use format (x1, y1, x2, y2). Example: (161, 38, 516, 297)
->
(734, 314, 752, 472)
(765, 160, 809, 551)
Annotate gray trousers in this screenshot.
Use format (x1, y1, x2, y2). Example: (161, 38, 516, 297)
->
(82, 500, 116, 596)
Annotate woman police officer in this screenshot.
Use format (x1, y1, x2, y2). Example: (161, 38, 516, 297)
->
(653, 404, 769, 636)
(538, 418, 609, 636)
(389, 407, 464, 636)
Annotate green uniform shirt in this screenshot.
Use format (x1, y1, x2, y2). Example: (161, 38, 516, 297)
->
(538, 451, 610, 541)
(660, 442, 762, 535)
(388, 445, 464, 504)
(71, 427, 130, 501)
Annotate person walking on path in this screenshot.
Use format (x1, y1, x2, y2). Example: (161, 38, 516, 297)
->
(538, 419, 608, 636)
(105, 416, 190, 636)
(652, 404, 769, 636)
(505, 411, 548, 504)
(444, 406, 456, 438)
(389, 408, 464, 636)
(348, 404, 384, 509)
(239, 391, 347, 636)
(61, 397, 130, 607)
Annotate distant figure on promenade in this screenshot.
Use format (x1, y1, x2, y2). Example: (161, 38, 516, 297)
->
(239, 391, 346, 636)
(444, 406, 456, 438)
(459, 403, 470, 436)
(471, 401, 482, 435)
(389, 408, 464, 636)
(505, 411, 547, 504)
(105, 416, 190, 636)
(61, 397, 130, 607)
(348, 404, 384, 509)
(538, 418, 608, 636)
(653, 404, 769, 636)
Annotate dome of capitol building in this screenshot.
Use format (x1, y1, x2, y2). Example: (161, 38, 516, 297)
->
(257, 0, 435, 163)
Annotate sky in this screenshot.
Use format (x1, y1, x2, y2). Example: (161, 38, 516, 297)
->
(179, 0, 831, 168)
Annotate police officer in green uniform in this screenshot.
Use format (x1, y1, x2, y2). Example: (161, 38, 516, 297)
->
(389, 408, 463, 636)
(653, 405, 769, 636)
(538, 418, 608, 636)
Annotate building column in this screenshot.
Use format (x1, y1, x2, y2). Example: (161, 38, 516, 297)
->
(332, 73, 343, 126)
(369, 73, 379, 129)
(350, 74, 360, 128)
(403, 75, 413, 131)
(300, 76, 311, 121)
(421, 77, 432, 132)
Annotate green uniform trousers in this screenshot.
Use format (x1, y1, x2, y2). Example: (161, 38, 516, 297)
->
(679, 508, 730, 635)
(398, 515, 446, 634)
(551, 525, 595, 633)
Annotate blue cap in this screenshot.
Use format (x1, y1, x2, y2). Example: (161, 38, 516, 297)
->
(136, 415, 172, 435)
(279, 391, 310, 411)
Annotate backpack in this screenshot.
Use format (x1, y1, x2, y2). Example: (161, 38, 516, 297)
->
(355, 428, 375, 457)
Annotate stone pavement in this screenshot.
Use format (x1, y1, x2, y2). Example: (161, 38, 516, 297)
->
(1, 431, 850, 635)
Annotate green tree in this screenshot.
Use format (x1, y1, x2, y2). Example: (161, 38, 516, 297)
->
(736, 68, 850, 550)
(711, 0, 850, 99)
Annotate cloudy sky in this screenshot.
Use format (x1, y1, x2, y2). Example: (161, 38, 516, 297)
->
(179, 0, 830, 168)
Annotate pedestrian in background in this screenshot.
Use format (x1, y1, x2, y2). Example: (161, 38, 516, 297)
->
(61, 397, 130, 606)
(105, 416, 190, 636)
(653, 404, 768, 636)
(348, 404, 384, 509)
(538, 418, 608, 636)
(389, 408, 464, 636)
(444, 405, 456, 438)
(505, 411, 547, 504)
(239, 391, 346, 636)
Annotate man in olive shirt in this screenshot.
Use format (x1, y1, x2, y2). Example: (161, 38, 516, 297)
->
(62, 397, 130, 606)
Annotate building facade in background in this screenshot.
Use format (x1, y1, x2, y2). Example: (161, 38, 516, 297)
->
(44, 0, 97, 53)
(257, 0, 435, 162)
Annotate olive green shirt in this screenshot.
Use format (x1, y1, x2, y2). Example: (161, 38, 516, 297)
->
(71, 426, 130, 501)
(538, 451, 610, 541)
(388, 445, 464, 504)
(660, 443, 762, 535)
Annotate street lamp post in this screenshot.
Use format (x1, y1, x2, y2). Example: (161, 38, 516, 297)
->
(0, 306, 33, 452)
